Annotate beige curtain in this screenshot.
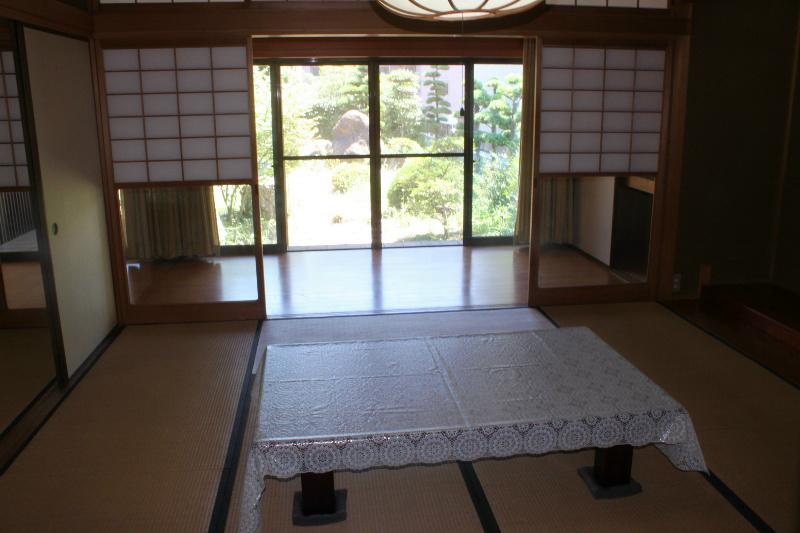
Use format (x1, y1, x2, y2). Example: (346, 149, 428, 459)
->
(538, 178, 575, 246)
(514, 38, 537, 245)
(121, 187, 220, 261)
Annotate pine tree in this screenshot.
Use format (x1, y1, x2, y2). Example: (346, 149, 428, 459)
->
(422, 65, 452, 140)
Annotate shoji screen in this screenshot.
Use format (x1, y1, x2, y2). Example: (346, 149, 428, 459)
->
(102, 47, 252, 184)
(538, 46, 666, 175)
(0, 50, 28, 188)
(545, 0, 669, 7)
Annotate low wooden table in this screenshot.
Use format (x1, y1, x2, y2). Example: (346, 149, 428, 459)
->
(240, 328, 706, 531)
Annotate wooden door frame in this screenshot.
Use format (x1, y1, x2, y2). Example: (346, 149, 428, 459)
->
(92, 37, 267, 324)
(527, 32, 690, 307)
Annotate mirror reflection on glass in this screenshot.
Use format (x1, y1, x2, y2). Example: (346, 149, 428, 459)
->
(0, 192, 55, 433)
(0, 18, 57, 434)
(120, 184, 259, 305)
(537, 175, 654, 289)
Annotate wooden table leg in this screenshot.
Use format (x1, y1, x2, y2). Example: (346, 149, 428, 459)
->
(293, 472, 347, 525)
(578, 445, 642, 499)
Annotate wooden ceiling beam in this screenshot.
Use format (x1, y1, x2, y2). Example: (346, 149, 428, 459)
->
(93, 2, 690, 46)
(0, 0, 91, 37)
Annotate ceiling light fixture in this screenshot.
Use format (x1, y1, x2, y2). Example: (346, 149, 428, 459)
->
(377, 0, 545, 21)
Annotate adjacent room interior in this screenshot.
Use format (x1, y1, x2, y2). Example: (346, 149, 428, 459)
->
(0, 1, 798, 532)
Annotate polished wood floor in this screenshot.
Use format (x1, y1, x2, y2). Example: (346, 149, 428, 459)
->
(125, 245, 628, 317)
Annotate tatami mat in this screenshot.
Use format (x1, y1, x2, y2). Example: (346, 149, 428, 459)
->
(544, 302, 800, 532)
(0, 321, 257, 532)
(475, 447, 751, 532)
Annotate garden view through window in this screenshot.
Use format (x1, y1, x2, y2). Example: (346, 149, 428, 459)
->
(225, 60, 524, 251)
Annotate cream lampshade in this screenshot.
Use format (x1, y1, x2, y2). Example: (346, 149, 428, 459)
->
(377, 0, 545, 21)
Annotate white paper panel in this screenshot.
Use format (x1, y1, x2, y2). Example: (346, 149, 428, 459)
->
(213, 69, 249, 91)
(216, 114, 250, 136)
(219, 158, 252, 180)
(602, 132, 631, 152)
(630, 153, 659, 172)
(601, 153, 630, 172)
(145, 116, 180, 138)
(4, 75, 17, 97)
(214, 92, 249, 113)
(571, 112, 602, 132)
(0, 127, 10, 143)
(149, 161, 183, 181)
(212, 47, 247, 68)
(541, 90, 572, 111)
(0, 166, 15, 186)
(111, 140, 146, 161)
(7, 99, 19, 120)
(573, 69, 603, 90)
(539, 132, 571, 153)
(16, 165, 29, 186)
(184, 159, 218, 181)
(141, 70, 177, 93)
(572, 91, 603, 111)
(570, 153, 600, 173)
(105, 71, 140, 94)
(10, 121, 23, 142)
(147, 138, 181, 160)
(538, 45, 666, 176)
(179, 92, 214, 115)
(217, 136, 251, 158)
(604, 91, 633, 111)
(12, 143, 24, 162)
(107, 95, 142, 117)
(182, 137, 216, 159)
(113, 162, 148, 183)
(140, 48, 175, 70)
(574, 48, 604, 68)
(181, 115, 216, 137)
(540, 111, 572, 132)
(541, 68, 572, 90)
(178, 70, 213, 92)
(0, 144, 12, 164)
(176, 48, 212, 69)
(110, 117, 145, 139)
(631, 132, 660, 152)
(539, 154, 570, 173)
(143, 93, 178, 115)
(571, 133, 601, 153)
(103, 49, 139, 71)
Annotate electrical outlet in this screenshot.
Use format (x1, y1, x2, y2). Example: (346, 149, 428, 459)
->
(672, 274, 682, 292)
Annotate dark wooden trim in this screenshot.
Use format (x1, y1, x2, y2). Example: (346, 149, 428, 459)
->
(253, 37, 524, 60)
(0, 324, 124, 475)
(0, 307, 49, 328)
(0, 0, 91, 38)
(207, 319, 262, 533)
(458, 461, 501, 533)
(368, 61, 381, 249)
(463, 60, 475, 243)
(93, 3, 690, 43)
(770, 1, 800, 282)
(656, 34, 690, 300)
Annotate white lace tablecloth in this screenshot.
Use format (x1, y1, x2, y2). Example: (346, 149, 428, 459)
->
(239, 328, 707, 532)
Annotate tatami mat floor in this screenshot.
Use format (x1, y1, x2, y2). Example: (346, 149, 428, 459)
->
(1, 305, 797, 532)
(545, 302, 800, 532)
(0, 321, 257, 532)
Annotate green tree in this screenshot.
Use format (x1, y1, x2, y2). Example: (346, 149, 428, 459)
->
(380, 68, 423, 143)
(422, 65, 452, 140)
(473, 73, 523, 157)
(387, 139, 463, 240)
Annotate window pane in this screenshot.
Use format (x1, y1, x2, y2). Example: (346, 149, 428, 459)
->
(120, 185, 259, 304)
(379, 64, 464, 154)
(472, 64, 523, 238)
(381, 156, 464, 245)
(253, 65, 277, 245)
(286, 159, 371, 248)
(281, 65, 370, 157)
(537, 176, 653, 288)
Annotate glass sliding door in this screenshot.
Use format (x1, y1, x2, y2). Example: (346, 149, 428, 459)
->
(254, 59, 524, 252)
(380, 64, 465, 245)
(280, 64, 372, 249)
(471, 63, 523, 239)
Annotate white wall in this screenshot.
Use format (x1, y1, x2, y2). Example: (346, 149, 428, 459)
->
(25, 28, 116, 376)
(574, 176, 615, 265)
